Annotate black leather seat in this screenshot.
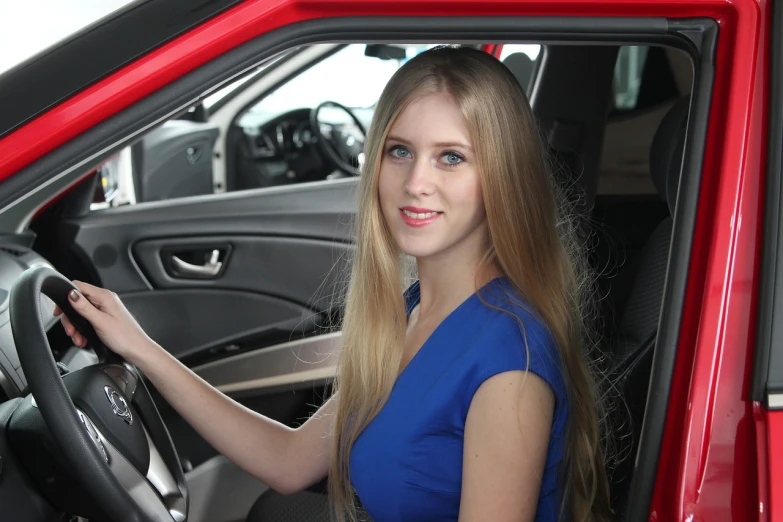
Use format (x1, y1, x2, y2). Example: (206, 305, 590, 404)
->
(606, 95, 690, 515)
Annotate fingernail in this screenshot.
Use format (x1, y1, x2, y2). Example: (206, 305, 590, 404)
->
(69, 290, 80, 302)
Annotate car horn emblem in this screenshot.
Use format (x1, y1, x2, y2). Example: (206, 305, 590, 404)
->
(104, 386, 133, 425)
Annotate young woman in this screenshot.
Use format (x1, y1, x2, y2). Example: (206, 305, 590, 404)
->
(57, 46, 611, 522)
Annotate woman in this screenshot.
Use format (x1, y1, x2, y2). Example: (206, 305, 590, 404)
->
(58, 46, 611, 522)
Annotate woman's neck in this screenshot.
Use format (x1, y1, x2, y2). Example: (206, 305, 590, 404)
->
(415, 252, 501, 319)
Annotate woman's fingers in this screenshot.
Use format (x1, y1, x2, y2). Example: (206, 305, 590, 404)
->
(60, 314, 75, 336)
(72, 331, 86, 348)
(72, 281, 115, 311)
(66, 287, 103, 322)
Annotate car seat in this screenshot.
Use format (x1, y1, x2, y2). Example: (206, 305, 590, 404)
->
(606, 95, 690, 516)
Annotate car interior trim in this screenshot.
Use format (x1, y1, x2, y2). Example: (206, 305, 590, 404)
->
(192, 332, 340, 394)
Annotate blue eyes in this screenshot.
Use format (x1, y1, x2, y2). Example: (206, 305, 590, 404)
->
(389, 146, 411, 159)
(387, 145, 465, 167)
(443, 152, 462, 165)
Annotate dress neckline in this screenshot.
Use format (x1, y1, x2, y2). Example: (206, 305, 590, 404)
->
(396, 277, 505, 383)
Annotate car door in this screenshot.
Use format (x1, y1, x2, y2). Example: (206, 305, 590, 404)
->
(0, 2, 763, 522)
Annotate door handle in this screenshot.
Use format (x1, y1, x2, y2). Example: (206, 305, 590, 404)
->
(171, 249, 223, 278)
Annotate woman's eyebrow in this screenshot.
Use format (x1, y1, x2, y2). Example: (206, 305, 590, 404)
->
(386, 135, 473, 151)
(386, 134, 411, 145)
(432, 141, 472, 151)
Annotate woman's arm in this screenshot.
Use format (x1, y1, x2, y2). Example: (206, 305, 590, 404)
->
(59, 281, 334, 495)
(137, 345, 335, 494)
(459, 371, 554, 522)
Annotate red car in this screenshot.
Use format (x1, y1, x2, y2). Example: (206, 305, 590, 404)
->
(0, 0, 778, 521)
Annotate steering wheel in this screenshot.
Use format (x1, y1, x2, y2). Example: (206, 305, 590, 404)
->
(310, 100, 367, 176)
(8, 265, 188, 522)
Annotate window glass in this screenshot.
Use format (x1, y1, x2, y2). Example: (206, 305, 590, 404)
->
(498, 44, 541, 62)
(613, 46, 649, 111)
(238, 44, 437, 128)
(498, 44, 541, 94)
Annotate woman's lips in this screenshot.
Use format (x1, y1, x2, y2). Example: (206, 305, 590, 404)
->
(399, 208, 442, 227)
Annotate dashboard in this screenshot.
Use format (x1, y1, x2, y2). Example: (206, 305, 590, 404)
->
(245, 115, 316, 158)
(234, 107, 368, 189)
(236, 108, 328, 188)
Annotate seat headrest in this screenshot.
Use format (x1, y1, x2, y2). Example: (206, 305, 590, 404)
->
(502, 52, 535, 93)
(650, 96, 690, 213)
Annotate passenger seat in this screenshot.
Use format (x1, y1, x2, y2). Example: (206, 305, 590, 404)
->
(607, 95, 690, 515)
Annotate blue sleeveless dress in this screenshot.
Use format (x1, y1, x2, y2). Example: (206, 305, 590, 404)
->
(349, 277, 568, 521)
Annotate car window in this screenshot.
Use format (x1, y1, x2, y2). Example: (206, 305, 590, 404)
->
(91, 43, 445, 209)
(497, 44, 541, 94)
(613, 46, 649, 110)
(0, 0, 138, 76)
(238, 44, 437, 128)
(611, 45, 680, 114)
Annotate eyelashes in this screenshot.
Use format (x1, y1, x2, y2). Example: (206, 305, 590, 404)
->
(385, 144, 465, 167)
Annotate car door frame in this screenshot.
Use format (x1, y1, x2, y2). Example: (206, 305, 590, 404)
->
(751, 0, 783, 519)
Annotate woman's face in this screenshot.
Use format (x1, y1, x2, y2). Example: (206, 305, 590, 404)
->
(378, 92, 488, 262)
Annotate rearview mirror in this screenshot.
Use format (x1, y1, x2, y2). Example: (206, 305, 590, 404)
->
(365, 44, 407, 61)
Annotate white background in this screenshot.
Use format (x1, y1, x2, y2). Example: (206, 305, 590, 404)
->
(0, 0, 133, 75)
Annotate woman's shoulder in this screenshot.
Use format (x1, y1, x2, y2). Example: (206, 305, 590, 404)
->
(467, 277, 567, 400)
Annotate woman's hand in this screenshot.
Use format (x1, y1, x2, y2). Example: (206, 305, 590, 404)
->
(54, 281, 157, 365)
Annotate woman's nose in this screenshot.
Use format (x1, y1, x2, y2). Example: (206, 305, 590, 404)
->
(403, 159, 435, 196)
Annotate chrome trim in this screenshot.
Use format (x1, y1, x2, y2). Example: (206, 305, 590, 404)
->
(76, 409, 109, 463)
(104, 385, 133, 425)
(79, 408, 185, 522)
(193, 332, 340, 394)
(171, 249, 222, 277)
(768, 393, 783, 410)
(144, 425, 182, 509)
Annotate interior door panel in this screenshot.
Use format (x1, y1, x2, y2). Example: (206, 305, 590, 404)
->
(62, 179, 356, 294)
(120, 289, 311, 361)
(64, 179, 356, 356)
(60, 179, 357, 470)
(132, 235, 352, 311)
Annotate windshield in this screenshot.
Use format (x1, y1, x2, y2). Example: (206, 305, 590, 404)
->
(239, 44, 437, 126)
(0, 0, 138, 76)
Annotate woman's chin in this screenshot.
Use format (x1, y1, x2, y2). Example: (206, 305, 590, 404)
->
(395, 239, 444, 260)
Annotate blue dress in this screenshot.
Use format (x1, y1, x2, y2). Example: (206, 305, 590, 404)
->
(349, 277, 568, 521)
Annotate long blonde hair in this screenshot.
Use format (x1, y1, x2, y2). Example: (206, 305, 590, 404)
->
(328, 45, 611, 522)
